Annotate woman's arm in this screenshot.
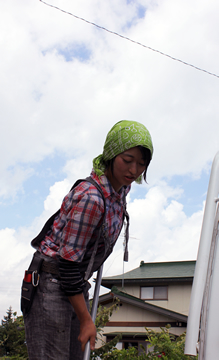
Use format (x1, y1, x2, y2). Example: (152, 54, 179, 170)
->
(68, 293, 96, 351)
(58, 188, 104, 350)
(59, 258, 97, 351)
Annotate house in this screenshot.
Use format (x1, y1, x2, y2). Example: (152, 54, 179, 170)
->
(96, 260, 196, 353)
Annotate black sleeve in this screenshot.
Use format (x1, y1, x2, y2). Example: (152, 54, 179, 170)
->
(58, 257, 86, 296)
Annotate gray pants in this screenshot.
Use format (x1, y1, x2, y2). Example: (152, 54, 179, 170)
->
(24, 270, 90, 360)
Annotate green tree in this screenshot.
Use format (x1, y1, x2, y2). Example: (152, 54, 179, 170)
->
(99, 347, 143, 359)
(0, 306, 198, 360)
(91, 324, 198, 360)
(0, 307, 28, 359)
(91, 300, 122, 359)
(144, 326, 198, 360)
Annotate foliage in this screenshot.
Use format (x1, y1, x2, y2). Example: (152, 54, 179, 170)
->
(91, 335, 122, 360)
(91, 324, 198, 360)
(144, 325, 198, 360)
(89, 298, 198, 359)
(94, 300, 120, 334)
(99, 346, 144, 359)
(0, 307, 28, 359)
(90, 300, 122, 359)
(0, 305, 199, 360)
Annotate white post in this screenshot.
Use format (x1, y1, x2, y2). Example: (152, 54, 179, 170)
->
(185, 152, 219, 355)
(83, 265, 104, 360)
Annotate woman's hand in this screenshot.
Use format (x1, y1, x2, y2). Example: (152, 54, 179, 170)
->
(78, 317, 96, 351)
(68, 293, 97, 352)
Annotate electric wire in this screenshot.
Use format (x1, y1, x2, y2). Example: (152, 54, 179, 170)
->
(39, 0, 219, 79)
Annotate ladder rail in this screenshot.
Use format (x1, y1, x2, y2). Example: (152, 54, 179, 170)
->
(185, 151, 219, 355)
(198, 203, 219, 359)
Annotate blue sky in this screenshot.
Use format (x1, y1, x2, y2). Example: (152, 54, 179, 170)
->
(1, 0, 219, 321)
(1, 157, 210, 229)
(1, 155, 67, 228)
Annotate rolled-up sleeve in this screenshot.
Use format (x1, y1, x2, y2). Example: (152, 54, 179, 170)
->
(58, 257, 86, 296)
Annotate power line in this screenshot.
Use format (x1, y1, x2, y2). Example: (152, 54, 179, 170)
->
(39, 0, 219, 79)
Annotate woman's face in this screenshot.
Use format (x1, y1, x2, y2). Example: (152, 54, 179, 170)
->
(105, 146, 146, 192)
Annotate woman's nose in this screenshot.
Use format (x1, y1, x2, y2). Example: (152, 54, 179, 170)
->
(129, 162, 137, 175)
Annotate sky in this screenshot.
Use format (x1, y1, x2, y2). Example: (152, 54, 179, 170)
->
(0, 0, 219, 321)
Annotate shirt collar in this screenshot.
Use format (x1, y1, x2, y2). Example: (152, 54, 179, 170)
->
(90, 170, 130, 200)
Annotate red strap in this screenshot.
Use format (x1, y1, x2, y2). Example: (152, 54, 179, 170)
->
(24, 271, 32, 283)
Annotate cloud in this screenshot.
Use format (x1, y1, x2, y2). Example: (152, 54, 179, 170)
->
(0, 227, 35, 320)
(0, 228, 29, 270)
(101, 183, 203, 282)
(127, 185, 203, 264)
(0, 0, 218, 319)
(1, 0, 219, 200)
(0, 166, 34, 199)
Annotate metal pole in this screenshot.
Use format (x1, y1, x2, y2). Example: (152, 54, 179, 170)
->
(83, 264, 104, 360)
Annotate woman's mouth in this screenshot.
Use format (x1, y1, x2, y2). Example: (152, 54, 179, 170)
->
(125, 176, 135, 181)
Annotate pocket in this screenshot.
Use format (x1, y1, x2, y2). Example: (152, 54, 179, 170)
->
(21, 279, 37, 314)
(20, 253, 43, 315)
(21, 269, 41, 314)
(46, 277, 61, 293)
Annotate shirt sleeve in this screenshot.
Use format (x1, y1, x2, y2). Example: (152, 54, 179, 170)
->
(58, 189, 104, 262)
(58, 256, 86, 296)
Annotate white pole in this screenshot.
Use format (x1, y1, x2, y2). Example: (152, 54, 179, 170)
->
(83, 264, 104, 360)
(185, 152, 219, 355)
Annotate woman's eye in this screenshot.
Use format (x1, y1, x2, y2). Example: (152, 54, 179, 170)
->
(123, 159, 131, 164)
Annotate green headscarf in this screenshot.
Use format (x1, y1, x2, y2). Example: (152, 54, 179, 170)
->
(93, 120, 153, 184)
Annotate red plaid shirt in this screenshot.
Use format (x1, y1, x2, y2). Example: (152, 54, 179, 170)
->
(39, 171, 130, 262)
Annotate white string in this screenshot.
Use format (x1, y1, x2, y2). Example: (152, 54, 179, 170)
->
(39, 0, 219, 79)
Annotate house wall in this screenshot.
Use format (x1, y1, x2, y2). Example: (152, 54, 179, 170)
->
(96, 301, 186, 349)
(117, 283, 192, 315)
(109, 302, 173, 322)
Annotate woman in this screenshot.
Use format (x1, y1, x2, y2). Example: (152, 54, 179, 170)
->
(23, 120, 153, 360)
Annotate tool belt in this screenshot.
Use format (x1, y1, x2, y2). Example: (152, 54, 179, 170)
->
(21, 252, 43, 315)
(21, 252, 61, 315)
(41, 260, 59, 276)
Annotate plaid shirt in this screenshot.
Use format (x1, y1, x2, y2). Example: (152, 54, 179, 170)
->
(39, 171, 130, 263)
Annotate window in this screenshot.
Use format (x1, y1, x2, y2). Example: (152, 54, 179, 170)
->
(115, 342, 123, 350)
(124, 341, 138, 350)
(140, 286, 168, 300)
(107, 336, 148, 355)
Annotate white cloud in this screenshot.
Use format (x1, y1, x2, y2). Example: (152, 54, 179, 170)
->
(1, 0, 219, 200)
(42, 157, 95, 215)
(0, 0, 218, 319)
(102, 183, 203, 282)
(162, 200, 186, 227)
(0, 227, 35, 320)
(0, 228, 28, 269)
(0, 166, 34, 199)
(43, 179, 71, 212)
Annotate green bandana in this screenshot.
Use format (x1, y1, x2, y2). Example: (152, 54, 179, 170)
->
(93, 120, 153, 184)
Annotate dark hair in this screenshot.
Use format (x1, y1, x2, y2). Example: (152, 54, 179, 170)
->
(104, 157, 116, 176)
(138, 146, 152, 182)
(104, 146, 152, 183)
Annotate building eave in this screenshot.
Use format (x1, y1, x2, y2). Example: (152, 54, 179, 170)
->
(101, 277, 193, 290)
(98, 288, 188, 323)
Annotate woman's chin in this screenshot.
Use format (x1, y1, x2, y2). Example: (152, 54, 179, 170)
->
(124, 176, 135, 184)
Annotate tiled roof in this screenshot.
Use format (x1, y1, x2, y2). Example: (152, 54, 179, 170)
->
(102, 260, 196, 282)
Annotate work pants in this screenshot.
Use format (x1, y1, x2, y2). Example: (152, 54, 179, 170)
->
(24, 270, 90, 360)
